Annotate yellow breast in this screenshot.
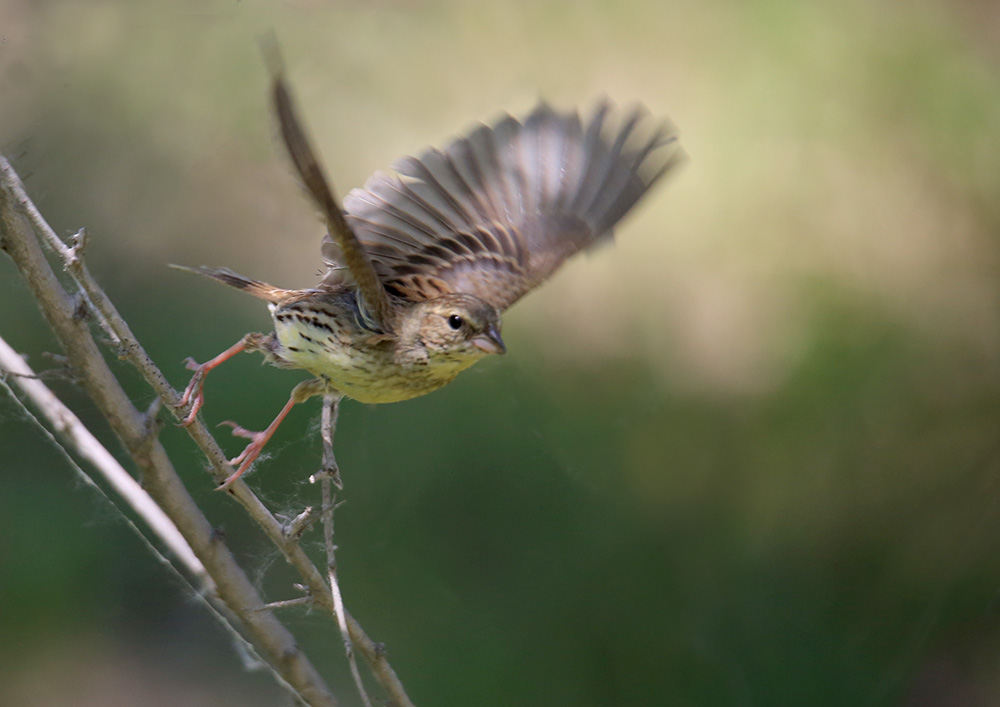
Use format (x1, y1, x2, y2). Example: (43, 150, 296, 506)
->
(271, 303, 479, 404)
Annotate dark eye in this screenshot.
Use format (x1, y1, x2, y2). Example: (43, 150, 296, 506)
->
(448, 314, 463, 330)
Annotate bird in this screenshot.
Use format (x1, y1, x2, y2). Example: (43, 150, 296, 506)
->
(177, 62, 684, 489)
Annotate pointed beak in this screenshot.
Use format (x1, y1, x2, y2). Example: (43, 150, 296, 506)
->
(471, 324, 506, 355)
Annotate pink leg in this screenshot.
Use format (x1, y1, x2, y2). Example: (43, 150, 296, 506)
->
(215, 378, 325, 489)
(178, 337, 252, 426)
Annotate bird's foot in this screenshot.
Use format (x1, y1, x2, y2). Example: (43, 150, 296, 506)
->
(216, 420, 271, 488)
(178, 357, 208, 426)
(176, 337, 255, 427)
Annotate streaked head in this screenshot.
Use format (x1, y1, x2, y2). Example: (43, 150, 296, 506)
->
(402, 294, 505, 362)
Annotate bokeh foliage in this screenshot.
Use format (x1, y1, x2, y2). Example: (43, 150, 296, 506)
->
(2, 0, 1000, 704)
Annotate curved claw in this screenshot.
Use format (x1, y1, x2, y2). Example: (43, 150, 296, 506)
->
(208, 419, 271, 487)
(179, 407, 201, 427)
(176, 338, 252, 428)
(212, 387, 307, 490)
(218, 419, 258, 440)
(177, 369, 207, 427)
(221, 434, 269, 489)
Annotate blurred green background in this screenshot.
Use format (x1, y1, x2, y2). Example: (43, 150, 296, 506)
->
(2, 0, 1000, 705)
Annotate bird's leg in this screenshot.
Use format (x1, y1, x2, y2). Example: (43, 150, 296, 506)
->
(179, 333, 265, 426)
(216, 377, 326, 489)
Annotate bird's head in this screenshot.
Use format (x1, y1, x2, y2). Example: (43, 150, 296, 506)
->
(397, 294, 505, 365)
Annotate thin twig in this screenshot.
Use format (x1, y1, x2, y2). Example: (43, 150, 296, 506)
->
(0, 335, 208, 585)
(259, 597, 314, 612)
(284, 506, 316, 540)
(1, 153, 415, 707)
(1, 154, 338, 707)
(315, 396, 372, 707)
(0, 355, 305, 704)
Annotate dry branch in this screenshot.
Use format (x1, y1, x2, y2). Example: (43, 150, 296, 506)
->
(1, 153, 414, 707)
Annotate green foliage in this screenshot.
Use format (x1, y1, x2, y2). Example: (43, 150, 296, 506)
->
(3, 0, 1000, 704)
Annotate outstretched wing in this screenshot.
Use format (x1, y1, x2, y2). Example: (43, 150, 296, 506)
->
(323, 99, 684, 311)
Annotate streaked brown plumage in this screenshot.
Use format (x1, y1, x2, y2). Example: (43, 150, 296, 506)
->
(179, 61, 684, 488)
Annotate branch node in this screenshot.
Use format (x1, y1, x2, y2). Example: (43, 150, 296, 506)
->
(40, 352, 80, 385)
(70, 293, 91, 322)
(309, 464, 342, 489)
(143, 396, 164, 437)
(283, 506, 315, 540)
(65, 228, 87, 269)
(144, 395, 162, 421)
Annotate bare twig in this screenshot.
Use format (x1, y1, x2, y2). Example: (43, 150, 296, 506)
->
(1, 154, 338, 707)
(0, 344, 305, 701)
(259, 597, 314, 612)
(0, 335, 208, 585)
(284, 506, 317, 540)
(314, 395, 372, 707)
(1, 151, 415, 706)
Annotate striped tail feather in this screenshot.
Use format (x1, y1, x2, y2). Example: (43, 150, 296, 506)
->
(170, 264, 292, 303)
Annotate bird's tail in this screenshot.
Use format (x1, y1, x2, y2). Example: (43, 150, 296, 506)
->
(170, 265, 291, 303)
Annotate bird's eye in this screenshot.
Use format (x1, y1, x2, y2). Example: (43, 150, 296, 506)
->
(448, 314, 464, 330)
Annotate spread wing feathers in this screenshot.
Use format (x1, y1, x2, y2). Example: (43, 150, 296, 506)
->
(323, 99, 683, 311)
(269, 62, 391, 329)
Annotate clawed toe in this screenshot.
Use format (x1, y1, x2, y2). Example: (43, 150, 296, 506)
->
(218, 441, 265, 490)
(230, 443, 263, 469)
(176, 339, 253, 429)
(202, 377, 320, 490)
(178, 375, 206, 426)
(216, 420, 269, 483)
(218, 419, 258, 440)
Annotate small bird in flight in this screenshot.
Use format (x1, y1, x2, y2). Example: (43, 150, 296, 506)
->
(178, 62, 684, 489)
